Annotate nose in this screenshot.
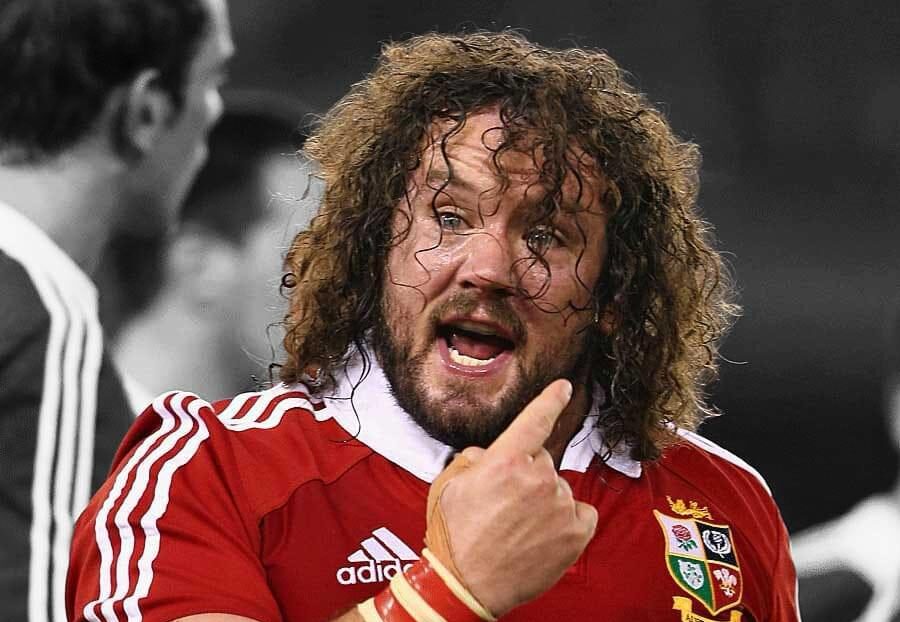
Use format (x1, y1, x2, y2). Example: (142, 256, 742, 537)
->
(455, 231, 518, 296)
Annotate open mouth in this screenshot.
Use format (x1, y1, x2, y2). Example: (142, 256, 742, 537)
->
(436, 320, 516, 368)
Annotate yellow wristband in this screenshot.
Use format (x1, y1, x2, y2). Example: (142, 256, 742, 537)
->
(357, 596, 383, 622)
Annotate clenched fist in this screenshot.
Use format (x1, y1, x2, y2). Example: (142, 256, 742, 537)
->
(425, 380, 599, 617)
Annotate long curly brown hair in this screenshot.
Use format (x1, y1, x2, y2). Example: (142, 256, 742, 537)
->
(280, 31, 739, 461)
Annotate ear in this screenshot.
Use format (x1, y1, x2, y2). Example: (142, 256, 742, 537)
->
(593, 294, 619, 336)
(116, 69, 175, 158)
(597, 306, 617, 336)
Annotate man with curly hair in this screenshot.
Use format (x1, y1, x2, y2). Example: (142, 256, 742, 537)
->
(67, 31, 798, 622)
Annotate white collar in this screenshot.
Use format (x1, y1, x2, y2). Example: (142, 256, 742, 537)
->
(0, 200, 97, 307)
(319, 350, 642, 483)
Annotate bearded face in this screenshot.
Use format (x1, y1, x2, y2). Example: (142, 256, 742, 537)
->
(372, 107, 610, 450)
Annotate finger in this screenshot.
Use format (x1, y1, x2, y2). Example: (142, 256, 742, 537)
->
(487, 379, 573, 458)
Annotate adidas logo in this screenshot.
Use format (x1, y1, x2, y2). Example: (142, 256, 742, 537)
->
(336, 526, 419, 585)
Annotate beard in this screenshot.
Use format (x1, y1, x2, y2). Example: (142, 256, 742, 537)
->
(372, 292, 597, 451)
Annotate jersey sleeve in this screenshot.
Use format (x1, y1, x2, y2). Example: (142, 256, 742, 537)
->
(675, 430, 801, 621)
(767, 509, 801, 621)
(0, 264, 52, 621)
(0, 253, 91, 622)
(66, 391, 282, 622)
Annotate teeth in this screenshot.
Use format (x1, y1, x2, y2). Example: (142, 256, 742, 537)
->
(448, 345, 496, 367)
(453, 320, 500, 337)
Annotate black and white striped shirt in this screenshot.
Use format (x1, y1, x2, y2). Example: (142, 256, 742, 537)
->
(0, 202, 132, 622)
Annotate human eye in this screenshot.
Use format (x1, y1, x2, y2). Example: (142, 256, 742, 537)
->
(436, 210, 468, 232)
(525, 225, 563, 254)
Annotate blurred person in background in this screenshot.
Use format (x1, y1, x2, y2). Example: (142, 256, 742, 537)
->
(110, 98, 318, 407)
(0, 0, 233, 620)
(792, 303, 900, 621)
(68, 31, 798, 621)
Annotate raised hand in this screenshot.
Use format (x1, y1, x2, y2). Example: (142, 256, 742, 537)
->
(424, 380, 599, 617)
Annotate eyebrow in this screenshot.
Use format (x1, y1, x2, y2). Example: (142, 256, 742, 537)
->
(423, 167, 482, 199)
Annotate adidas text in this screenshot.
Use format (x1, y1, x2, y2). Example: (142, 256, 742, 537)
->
(336, 558, 415, 585)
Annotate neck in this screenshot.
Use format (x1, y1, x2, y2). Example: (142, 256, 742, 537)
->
(0, 150, 123, 275)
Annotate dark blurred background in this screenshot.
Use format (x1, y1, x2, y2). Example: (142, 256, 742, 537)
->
(224, 0, 900, 532)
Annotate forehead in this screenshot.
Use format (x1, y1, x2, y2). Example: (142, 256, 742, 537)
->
(414, 107, 607, 208)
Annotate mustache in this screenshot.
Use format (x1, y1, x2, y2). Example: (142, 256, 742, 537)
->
(428, 293, 527, 344)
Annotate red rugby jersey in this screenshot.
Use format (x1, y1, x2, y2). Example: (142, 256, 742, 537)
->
(67, 359, 798, 622)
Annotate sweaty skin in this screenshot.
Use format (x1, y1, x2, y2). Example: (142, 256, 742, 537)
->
(379, 107, 610, 454)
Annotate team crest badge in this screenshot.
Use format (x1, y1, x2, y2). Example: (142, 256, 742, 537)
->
(654, 509, 743, 620)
